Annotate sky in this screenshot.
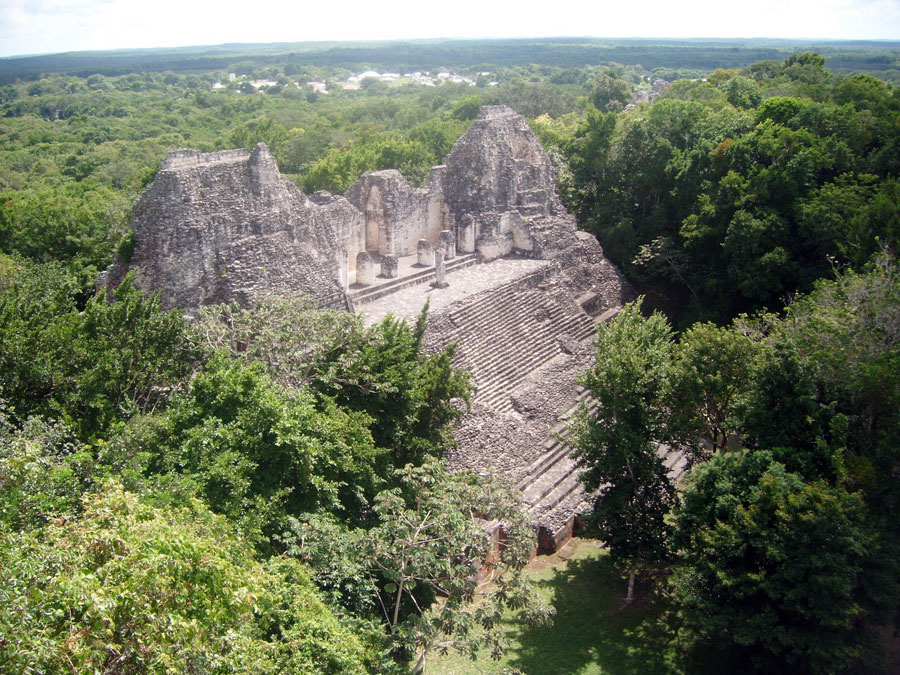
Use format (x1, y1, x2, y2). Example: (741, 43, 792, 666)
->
(1, 0, 899, 58)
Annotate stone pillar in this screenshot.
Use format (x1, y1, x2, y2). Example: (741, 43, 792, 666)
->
(380, 255, 399, 278)
(431, 248, 449, 289)
(417, 239, 434, 267)
(439, 230, 456, 260)
(457, 216, 476, 254)
(337, 250, 349, 290)
(356, 251, 376, 286)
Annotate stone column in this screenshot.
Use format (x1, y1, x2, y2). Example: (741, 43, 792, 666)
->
(439, 230, 456, 260)
(431, 248, 449, 288)
(380, 255, 399, 278)
(457, 216, 476, 253)
(356, 252, 376, 286)
(337, 250, 349, 290)
(417, 239, 434, 267)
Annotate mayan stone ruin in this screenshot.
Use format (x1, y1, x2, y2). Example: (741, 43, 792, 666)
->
(106, 104, 688, 550)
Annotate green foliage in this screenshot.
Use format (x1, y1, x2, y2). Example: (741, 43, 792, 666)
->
(302, 134, 436, 193)
(564, 59, 900, 324)
(193, 295, 360, 388)
(671, 451, 874, 674)
(591, 73, 632, 112)
(287, 460, 553, 673)
(433, 541, 681, 675)
(194, 298, 471, 471)
(722, 75, 761, 109)
(147, 355, 380, 540)
(776, 256, 900, 514)
(229, 116, 289, 151)
(0, 182, 129, 279)
(450, 95, 486, 121)
(406, 118, 471, 161)
(0, 412, 96, 532)
(668, 321, 757, 457)
(0, 485, 368, 674)
(659, 261, 900, 672)
(572, 300, 676, 594)
(0, 262, 199, 439)
(307, 310, 471, 468)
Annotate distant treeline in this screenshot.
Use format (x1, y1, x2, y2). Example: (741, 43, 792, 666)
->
(2, 37, 899, 84)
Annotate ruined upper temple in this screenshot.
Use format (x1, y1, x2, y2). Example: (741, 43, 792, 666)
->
(105, 105, 607, 310)
(105, 105, 668, 551)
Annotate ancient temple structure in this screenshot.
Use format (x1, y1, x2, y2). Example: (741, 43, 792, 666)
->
(105, 105, 687, 550)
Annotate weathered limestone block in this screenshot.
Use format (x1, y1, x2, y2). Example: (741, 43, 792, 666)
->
(439, 230, 456, 260)
(651, 78, 670, 98)
(310, 190, 364, 273)
(380, 255, 399, 278)
(356, 252, 376, 285)
(425, 166, 449, 243)
(441, 105, 582, 260)
(346, 170, 440, 257)
(417, 239, 434, 267)
(103, 143, 353, 310)
(457, 214, 477, 254)
(476, 232, 514, 262)
(501, 211, 534, 253)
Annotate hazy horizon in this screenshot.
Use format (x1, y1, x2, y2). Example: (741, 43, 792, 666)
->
(2, 0, 900, 59)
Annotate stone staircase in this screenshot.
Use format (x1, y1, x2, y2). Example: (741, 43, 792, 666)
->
(349, 253, 478, 306)
(316, 288, 354, 312)
(515, 390, 692, 550)
(518, 391, 592, 547)
(432, 271, 596, 413)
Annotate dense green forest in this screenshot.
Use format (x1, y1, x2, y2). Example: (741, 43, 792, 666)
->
(4, 38, 900, 85)
(1, 40, 899, 673)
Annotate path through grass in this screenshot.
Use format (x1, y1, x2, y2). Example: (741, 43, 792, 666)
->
(432, 539, 681, 675)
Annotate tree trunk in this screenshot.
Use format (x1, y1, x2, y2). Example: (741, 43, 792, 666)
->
(625, 567, 636, 605)
(393, 578, 405, 627)
(412, 645, 431, 675)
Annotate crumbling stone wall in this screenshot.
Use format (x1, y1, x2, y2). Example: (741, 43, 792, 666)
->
(105, 143, 355, 309)
(443, 105, 578, 258)
(345, 168, 446, 257)
(106, 104, 624, 310)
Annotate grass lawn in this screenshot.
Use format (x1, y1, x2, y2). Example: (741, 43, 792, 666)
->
(430, 539, 682, 675)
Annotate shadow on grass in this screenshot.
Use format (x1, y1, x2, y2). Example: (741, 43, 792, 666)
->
(509, 554, 680, 675)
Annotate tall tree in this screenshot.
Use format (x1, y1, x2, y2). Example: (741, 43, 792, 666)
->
(668, 321, 757, 459)
(286, 460, 552, 674)
(671, 450, 874, 674)
(571, 299, 676, 603)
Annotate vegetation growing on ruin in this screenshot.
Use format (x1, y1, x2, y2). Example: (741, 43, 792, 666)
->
(1, 40, 899, 672)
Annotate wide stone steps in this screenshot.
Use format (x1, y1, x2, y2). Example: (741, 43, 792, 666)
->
(466, 320, 588, 406)
(432, 277, 594, 410)
(349, 253, 478, 306)
(515, 391, 695, 532)
(521, 449, 579, 507)
(524, 441, 691, 538)
(441, 268, 553, 330)
(516, 396, 592, 491)
(469, 310, 593, 401)
(316, 288, 353, 312)
(528, 471, 583, 518)
(572, 318, 598, 343)
(465, 309, 589, 373)
(661, 444, 690, 483)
